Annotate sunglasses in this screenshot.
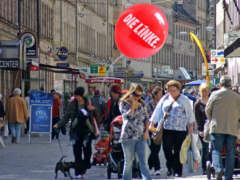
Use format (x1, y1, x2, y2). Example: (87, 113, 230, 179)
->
(133, 92, 142, 97)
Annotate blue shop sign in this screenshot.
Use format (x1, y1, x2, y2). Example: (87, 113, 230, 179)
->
(57, 47, 68, 61)
(20, 32, 39, 58)
(30, 90, 53, 105)
(30, 105, 51, 133)
(56, 63, 69, 68)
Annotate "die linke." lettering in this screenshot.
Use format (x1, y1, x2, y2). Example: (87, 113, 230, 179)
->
(123, 13, 161, 49)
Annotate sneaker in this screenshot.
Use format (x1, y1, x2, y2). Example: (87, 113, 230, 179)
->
(154, 170, 161, 176)
(149, 168, 154, 175)
(173, 173, 182, 177)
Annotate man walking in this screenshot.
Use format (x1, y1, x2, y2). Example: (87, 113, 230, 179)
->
(205, 75, 240, 180)
(6, 88, 28, 144)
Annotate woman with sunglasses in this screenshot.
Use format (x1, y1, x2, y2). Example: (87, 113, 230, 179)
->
(149, 80, 195, 177)
(119, 83, 151, 180)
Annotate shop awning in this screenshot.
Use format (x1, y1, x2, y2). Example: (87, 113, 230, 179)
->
(85, 77, 124, 84)
(39, 64, 86, 79)
(224, 38, 240, 58)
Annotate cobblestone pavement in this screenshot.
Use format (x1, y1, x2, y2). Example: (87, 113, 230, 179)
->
(1, 133, 240, 180)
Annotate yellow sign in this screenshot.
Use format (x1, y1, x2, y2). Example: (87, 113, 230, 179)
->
(220, 57, 225, 63)
(98, 66, 106, 76)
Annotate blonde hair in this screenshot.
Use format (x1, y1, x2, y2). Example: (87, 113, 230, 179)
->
(199, 83, 210, 95)
(120, 83, 144, 105)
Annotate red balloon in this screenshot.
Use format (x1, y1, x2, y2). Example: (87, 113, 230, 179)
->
(115, 3, 168, 59)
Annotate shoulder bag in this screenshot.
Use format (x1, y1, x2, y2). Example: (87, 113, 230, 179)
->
(152, 95, 179, 145)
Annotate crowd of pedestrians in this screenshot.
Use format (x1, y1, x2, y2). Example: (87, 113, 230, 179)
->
(1, 75, 240, 180)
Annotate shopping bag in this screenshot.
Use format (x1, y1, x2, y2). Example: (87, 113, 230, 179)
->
(180, 134, 191, 164)
(187, 149, 194, 173)
(191, 133, 201, 163)
(3, 122, 9, 137)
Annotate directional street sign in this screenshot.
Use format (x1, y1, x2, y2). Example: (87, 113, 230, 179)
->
(98, 66, 106, 76)
(90, 64, 98, 74)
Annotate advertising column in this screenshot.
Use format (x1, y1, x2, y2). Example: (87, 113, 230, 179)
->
(29, 90, 53, 143)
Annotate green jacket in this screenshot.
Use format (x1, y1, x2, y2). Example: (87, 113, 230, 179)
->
(57, 99, 79, 128)
(57, 98, 94, 137)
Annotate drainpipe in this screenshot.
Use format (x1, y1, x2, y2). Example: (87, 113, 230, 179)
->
(75, 0, 78, 64)
(37, 0, 41, 88)
(17, 0, 21, 36)
(106, 0, 109, 61)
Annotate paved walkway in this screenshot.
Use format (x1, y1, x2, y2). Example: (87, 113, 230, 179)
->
(0, 133, 225, 180)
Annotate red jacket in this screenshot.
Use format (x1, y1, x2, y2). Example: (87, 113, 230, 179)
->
(100, 98, 112, 123)
(52, 97, 62, 118)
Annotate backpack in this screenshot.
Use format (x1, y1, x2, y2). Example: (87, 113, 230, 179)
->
(70, 98, 99, 140)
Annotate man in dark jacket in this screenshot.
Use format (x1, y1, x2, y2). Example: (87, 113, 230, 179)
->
(54, 87, 98, 178)
(91, 90, 105, 126)
(103, 84, 121, 132)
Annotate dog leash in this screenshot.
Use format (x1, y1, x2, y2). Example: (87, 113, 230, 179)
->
(57, 138, 64, 157)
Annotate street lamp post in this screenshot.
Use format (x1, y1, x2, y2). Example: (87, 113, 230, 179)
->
(189, 32, 210, 85)
(179, 31, 210, 84)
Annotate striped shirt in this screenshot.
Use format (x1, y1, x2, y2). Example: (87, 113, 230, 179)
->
(149, 94, 195, 131)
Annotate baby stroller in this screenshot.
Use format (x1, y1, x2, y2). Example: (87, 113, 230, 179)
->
(107, 115, 124, 179)
(206, 142, 240, 179)
(107, 115, 141, 179)
(92, 131, 110, 166)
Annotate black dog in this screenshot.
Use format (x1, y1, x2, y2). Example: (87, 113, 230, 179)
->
(55, 156, 75, 179)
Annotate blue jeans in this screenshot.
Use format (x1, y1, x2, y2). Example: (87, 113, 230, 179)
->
(211, 134, 236, 180)
(9, 122, 22, 143)
(121, 139, 152, 180)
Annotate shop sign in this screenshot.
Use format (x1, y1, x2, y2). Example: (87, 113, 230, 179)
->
(210, 49, 225, 67)
(56, 63, 69, 68)
(0, 58, 19, 69)
(202, 63, 215, 76)
(98, 66, 106, 76)
(19, 32, 38, 58)
(57, 47, 68, 61)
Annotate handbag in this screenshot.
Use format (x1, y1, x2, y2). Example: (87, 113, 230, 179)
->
(0, 117, 4, 128)
(88, 99, 100, 138)
(152, 95, 179, 145)
(203, 120, 211, 143)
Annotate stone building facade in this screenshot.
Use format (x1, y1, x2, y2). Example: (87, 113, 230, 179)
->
(151, 0, 175, 82)
(0, 0, 123, 96)
(0, 0, 54, 99)
(218, 0, 240, 85)
(173, 2, 199, 79)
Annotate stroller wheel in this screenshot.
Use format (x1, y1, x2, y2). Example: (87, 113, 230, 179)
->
(206, 161, 212, 179)
(107, 164, 111, 179)
(117, 161, 122, 179)
(92, 159, 97, 166)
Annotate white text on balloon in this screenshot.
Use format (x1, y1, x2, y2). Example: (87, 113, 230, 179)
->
(123, 13, 161, 48)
